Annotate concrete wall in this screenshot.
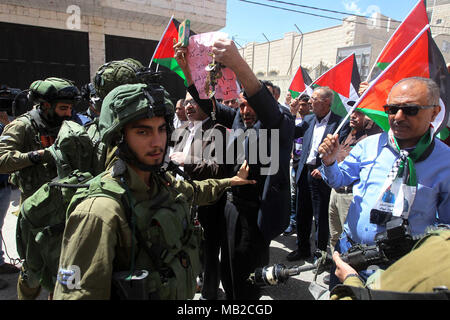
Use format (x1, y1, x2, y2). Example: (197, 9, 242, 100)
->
(0, 0, 227, 79)
(239, 14, 401, 102)
(429, 2, 450, 63)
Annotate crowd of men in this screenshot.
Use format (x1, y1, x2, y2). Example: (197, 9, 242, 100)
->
(0, 37, 448, 300)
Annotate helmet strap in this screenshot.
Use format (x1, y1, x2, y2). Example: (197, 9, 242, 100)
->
(116, 138, 168, 173)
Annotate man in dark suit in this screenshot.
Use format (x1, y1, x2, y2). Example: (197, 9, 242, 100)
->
(174, 39, 294, 299)
(287, 86, 350, 261)
(170, 92, 229, 300)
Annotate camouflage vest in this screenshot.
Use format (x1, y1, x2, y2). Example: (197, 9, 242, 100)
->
(67, 161, 202, 300)
(84, 118, 107, 175)
(9, 110, 57, 199)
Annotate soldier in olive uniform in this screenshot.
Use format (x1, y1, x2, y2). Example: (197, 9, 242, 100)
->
(0, 77, 80, 201)
(0, 77, 80, 299)
(53, 83, 255, 300)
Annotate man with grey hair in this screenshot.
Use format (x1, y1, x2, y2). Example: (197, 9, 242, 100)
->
(287, 86, 350, 262)
(318, 77, 450, 289)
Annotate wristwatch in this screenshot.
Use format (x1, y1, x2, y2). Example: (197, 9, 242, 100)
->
(28, 150, 42, 164)
(344, 273, 364, 283)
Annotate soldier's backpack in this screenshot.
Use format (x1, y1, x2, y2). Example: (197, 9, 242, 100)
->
(16, 170, 95, 291)
(48, 120, 95, 179)
(15, 120, 97, 291)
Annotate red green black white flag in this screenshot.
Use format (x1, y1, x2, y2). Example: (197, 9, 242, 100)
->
(149, 16, 195, 85)
(288, 66, 313, 99)
(311, 53, 361, 118)
(354, 25, 449, 140)
(367, 0, 428, 81)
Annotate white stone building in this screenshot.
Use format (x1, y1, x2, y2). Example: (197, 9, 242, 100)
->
(0, 0, 226, 100)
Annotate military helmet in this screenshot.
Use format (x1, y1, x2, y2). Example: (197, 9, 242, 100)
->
(28, 77, 80, 104)
(94, 58, 144, 100)
(99, 83, 174, 146)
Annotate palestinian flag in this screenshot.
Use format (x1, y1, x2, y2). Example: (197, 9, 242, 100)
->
(312, 53, 361, 118)
(288, 66, 313, 99)
(149, 16, 195, 85)
(354, 25, 449, 140)
(368, 0, 428, 80)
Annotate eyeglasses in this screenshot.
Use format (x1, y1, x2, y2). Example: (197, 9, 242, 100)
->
(383, 104, 436, 116)
(183, 99, 198, 107)
(309, 96, 324, 102)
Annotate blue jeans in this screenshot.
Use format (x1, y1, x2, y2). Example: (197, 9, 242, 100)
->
(0, 185, 12, 265)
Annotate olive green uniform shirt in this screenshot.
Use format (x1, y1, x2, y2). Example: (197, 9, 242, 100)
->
(0, 113, 55, 202)
(53, 160, 231, 300)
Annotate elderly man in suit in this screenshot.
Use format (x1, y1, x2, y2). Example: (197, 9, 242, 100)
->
(287, 86, 350, 261)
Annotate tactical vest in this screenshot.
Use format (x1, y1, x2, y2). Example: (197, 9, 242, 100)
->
(67, 163, 202, 300)
(9, 110, 57, 199)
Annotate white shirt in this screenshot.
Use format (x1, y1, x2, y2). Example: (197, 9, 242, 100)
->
(306, 111, 331, 165)
(182, 117, 210, 163)
(173, 115, 187, 130)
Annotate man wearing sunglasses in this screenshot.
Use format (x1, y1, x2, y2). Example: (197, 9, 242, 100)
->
(318, 77, 450, 289)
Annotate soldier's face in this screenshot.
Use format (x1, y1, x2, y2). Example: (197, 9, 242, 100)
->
(124, 116, 168, 166)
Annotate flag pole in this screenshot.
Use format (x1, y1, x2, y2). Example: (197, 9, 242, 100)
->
(292, 52, 355, 104)
(149, 15, 174, 69)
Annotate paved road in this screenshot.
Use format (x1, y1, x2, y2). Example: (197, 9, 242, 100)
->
(0, 188, 329, 300)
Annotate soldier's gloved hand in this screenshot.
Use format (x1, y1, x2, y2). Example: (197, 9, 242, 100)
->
(41, 148, 54, 164)
(28, 149, 52, 164)
(230, 160, 257, 186)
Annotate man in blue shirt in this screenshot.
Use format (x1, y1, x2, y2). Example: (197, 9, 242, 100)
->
(318, 77, 450, 288)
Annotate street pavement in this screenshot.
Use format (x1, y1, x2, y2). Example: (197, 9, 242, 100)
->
(0, 188, 329, 300)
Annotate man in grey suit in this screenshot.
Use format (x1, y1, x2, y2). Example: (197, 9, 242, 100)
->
(287, 87, 350, 261)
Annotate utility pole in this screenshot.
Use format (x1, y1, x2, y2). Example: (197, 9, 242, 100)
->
(262, 33, 270, 76)
(294, 24, 304, 67)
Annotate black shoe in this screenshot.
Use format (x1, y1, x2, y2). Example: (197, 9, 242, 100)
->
(286, 249, 311, 262)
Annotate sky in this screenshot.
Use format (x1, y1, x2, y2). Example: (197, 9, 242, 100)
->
(220, 0, 421, 46)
